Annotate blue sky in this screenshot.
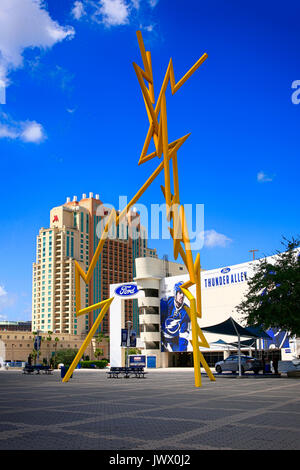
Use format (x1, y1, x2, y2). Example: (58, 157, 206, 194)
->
(0, 0, 299, 321)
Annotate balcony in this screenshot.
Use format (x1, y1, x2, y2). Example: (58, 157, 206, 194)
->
(140, 331, 161, 342)
(138, 297, 160, 308)
(139, 314, 160, 325)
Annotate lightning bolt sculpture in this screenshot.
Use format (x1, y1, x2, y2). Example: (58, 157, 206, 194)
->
(62, 31, 215, 387)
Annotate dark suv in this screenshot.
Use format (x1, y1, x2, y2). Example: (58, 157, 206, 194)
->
(215, 355, 263, 374)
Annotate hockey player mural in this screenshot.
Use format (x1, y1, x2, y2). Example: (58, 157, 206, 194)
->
(161, 281, 191, 352)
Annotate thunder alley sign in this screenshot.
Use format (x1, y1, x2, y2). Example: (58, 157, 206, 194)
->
(204, 267, 249, 288)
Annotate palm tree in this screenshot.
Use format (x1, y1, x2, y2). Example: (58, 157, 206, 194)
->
(94, 348, 104, 360)
(40, 335, 46, 364)
(31, 349, 38, 365)
(54, 337, 59, 366)
(32, 332, 38, 363)
(96, 332, 109, 344)
(95, 332, 109, 358)
(32, 331, 44, 364)
(46, 331, 53, 364)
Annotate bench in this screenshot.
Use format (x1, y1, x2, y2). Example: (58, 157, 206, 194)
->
(106, 367, 123, 378)
(106, 366, 147, 379)
(42, 366, 53, 375)
(23, 365, 53, 375)
(129, 367, 147, 378)
(23, 365, 35, 374)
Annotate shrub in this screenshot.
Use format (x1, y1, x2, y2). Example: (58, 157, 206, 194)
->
(80, 359, 108, 369)
(53, 349, 78, 368)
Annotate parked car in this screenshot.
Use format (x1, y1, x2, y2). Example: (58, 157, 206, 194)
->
(215, 355, 263, 374)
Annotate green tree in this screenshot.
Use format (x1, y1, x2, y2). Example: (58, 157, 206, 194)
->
(237, 237, 300, 336)
(53, 337, 59, 365)
(94, 348, 104, 359)
(96, 332, 105, 343)
(95, 332, 109, 346)
(32, 332, 42, 363)
(53, 349, 78, 368)
(94, 332, 109, 360)
(46, 332, 52, 364)
(128, 348, 142, 355)
(125, 348, 142, 365)
(31, 349, 38, 365)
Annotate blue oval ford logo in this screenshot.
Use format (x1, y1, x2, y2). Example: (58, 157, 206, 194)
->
(115, 284, 138, 296)
(221, 267, 230, 274)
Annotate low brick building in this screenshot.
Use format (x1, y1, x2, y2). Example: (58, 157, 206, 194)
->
(0, 331, 109, 364)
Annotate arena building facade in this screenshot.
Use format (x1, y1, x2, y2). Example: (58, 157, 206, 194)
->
(109, 255, 299, 368)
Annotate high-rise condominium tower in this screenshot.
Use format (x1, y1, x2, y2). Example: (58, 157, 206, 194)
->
(32, 193, 157, 335)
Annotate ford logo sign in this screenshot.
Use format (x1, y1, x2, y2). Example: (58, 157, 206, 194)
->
(115, 284, 139, 296)
(221, 267, 231, 274)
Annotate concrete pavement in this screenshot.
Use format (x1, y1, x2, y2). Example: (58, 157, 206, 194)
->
(0, 368, 299, 450)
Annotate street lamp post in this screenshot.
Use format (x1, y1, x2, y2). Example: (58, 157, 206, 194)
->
(36, 329, 40, 365)
(249, 249, 259, 261)
(237, 334, 241, 377)
(126, 320, 133, 368)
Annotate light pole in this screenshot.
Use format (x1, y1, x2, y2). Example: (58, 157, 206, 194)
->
(11, 343, 15, 365)
(126, 320, 133, 368)
(36, 329, 40, 365)
(54, 337, 59, 366)
(90, 333, 93, 361)
(231, 318, 242, 378)
(249, 249, 259, 261)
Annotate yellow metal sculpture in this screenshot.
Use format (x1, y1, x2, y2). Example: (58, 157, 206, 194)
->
(62, 31, 215, 387)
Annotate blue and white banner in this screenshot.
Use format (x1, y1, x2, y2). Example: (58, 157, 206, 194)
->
(160, 281, 191, 353)
(34, 335, 41, 351)
(115, 284, 139, 297)
(129, 355, 146, 367)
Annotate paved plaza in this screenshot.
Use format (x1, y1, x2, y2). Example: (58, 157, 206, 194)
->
(0, 368, 299, 450)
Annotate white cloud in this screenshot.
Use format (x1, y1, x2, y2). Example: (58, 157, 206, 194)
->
(141, 24, 154, 32)
(96, 0, 130, 27)
(199, 229, 232, 248)
(257, 171, 274, 183)
(0, 286, 7, 297)
(21, 121, 46, 143)
(73, 0, 148, 27)
(72, 1, 86, 20)
(131, 0, 140, 8)
(0, 115, 46, 143)
(0, 0, 74, 84)
(0, 125, 18, 140)
(148, 0, 159, 7)
(0, 285, 16, 313)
